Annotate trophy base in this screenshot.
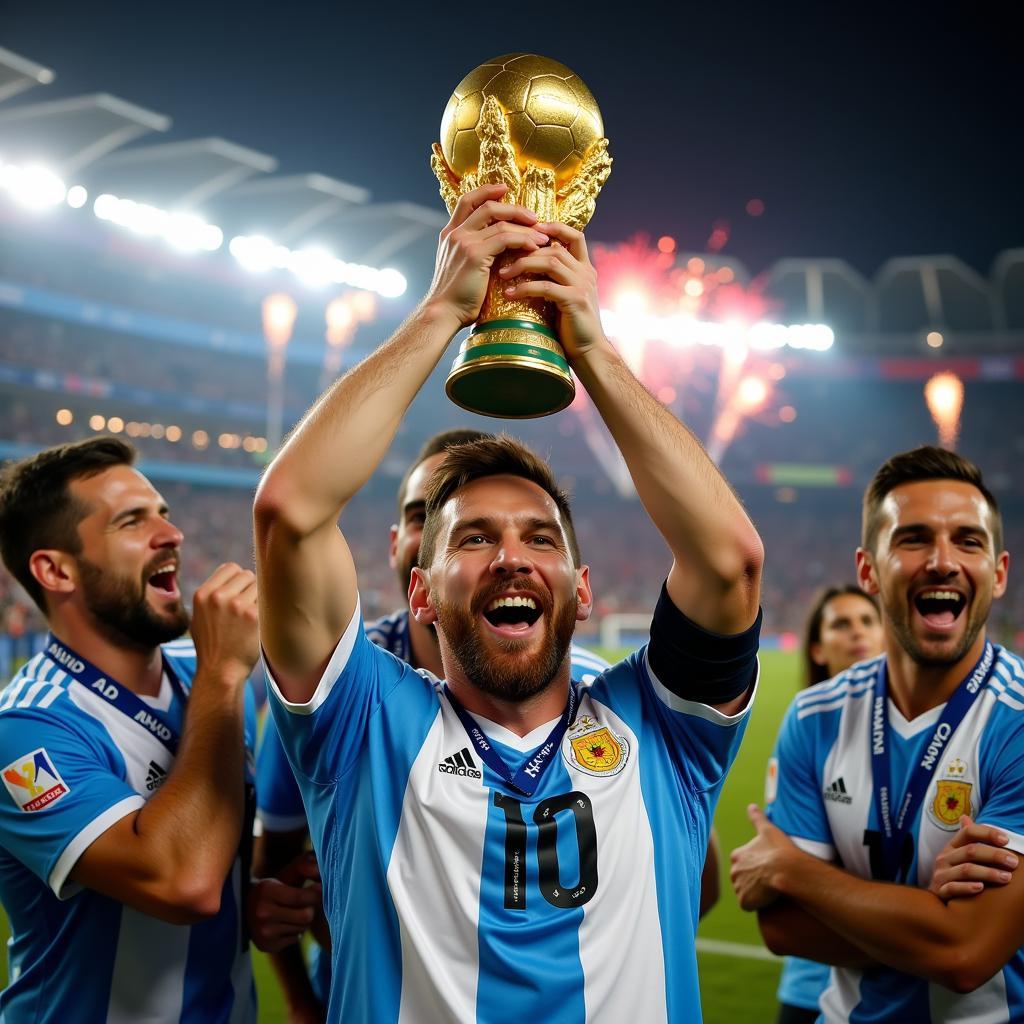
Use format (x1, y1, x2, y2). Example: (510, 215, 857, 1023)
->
(444, 319, 575, 419)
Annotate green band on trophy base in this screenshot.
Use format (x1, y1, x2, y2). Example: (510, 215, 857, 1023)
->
(445, 325, 575, 419)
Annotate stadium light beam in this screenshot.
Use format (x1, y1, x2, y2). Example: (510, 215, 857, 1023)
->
(262, 293, 298, 451)
(924, 371, 964, 449)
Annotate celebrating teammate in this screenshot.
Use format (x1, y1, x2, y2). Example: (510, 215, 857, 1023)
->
(731, 446, 1024, 1023)
(254, 427, 610, 1018)
(773, 585, 883, 1024)
(0, 437, 260, 1022)
(254, 183, 764, 1022)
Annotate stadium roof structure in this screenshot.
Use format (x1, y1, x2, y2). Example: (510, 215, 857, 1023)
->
(305, 201, 447, 265)
(875, 255, 1001, 333)
(0, 93, 170, 174)
(0, 47, 55, 104)
(211, 172, 370, 241)
(0, 42, 447, 283)
(84, 137, 278, 209)
(765, 259, 873, 333)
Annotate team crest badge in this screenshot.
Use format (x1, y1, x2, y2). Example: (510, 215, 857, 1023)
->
(2, 748, 70, 813)
(564, 720, 629, 777)
(929, 757, 972, 830)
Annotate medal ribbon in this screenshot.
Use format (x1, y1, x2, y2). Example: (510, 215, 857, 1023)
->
(44, 633, 185, 757)
(871, 641, 996, 880)
(444, 683, 578, 798)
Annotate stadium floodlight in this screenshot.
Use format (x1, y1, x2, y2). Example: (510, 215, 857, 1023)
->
(65, 185, 88, 209)
(165, 211, 221, 252)
(229, 233, 406, 298)
(1, 162, 67, 209)
(600, 308, 834, 352)
(375, 268, 407, 299)
(92, 191, 223, 253)
(289, 247, 336, 289)
(229, 234, 277, 273)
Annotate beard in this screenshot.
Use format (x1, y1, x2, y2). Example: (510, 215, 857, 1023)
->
(885, 589, 990, 668)
(77, 555, 190, 650)
(435, 580, 577, 703)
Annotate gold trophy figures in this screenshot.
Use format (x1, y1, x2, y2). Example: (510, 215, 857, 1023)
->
(432, 54, 612, 418)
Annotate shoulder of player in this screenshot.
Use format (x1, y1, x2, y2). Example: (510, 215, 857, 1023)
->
(365, 608, 407, 649)
(983, 647, 1024, 719)
(0, 651, 79, 716)
(569, 642, 611, 680)
(790, 656, 882, 722)
(161, 638, 198, 684)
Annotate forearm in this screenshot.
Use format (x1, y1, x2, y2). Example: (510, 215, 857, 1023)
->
(572, 343, 762, 631)
(134, 673, 247, 901)
(256, 302, 459, 536)
(773, 847, 980, 987)
(757, 900, 876, 967)
(268, 945, 322, 1018)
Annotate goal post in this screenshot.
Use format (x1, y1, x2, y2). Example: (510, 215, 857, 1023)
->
(599, 613, 651, 652)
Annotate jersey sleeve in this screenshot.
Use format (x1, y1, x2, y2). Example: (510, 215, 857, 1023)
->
(569, 643, 611, 686)
(256, 710, 307, 831)
(0, 709, 144, 898)
(973, 708, 1024, 856)
(641, 646, 756, 793)
(766, 697, 835, 858)
(265, 600, 417, 786)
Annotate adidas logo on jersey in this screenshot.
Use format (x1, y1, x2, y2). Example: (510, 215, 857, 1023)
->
(823, 776, 853, 804)
(145, 760, 168, 792)
(438, 748, 482, 779)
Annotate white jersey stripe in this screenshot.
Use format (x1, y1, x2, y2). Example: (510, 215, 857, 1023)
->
(391, 705, 486, 1023)
(997, 692, 1024, 712)
(15, 680, 50, 709)
(1, 675, 37, 712)
(798, 689, 873, 719)
(797, 678, 875, 711)
(36, 682, 66, 709)
(795, 661, 881, 708)
(106, 903, 189, 1022)
(577, 696, 667, 1023)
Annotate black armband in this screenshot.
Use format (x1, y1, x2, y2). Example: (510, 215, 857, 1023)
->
(647, 582, 761, 704)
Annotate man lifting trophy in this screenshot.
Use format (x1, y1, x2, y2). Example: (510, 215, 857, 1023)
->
(431, 54, 612, 417)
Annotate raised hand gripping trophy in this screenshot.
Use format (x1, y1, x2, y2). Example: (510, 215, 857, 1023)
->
(432, 54, 612, 418)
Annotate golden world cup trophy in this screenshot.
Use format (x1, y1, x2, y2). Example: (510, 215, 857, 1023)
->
(432, 54, 612, 418)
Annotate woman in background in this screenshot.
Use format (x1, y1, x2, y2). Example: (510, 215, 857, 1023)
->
(774, 585, 883, 1024)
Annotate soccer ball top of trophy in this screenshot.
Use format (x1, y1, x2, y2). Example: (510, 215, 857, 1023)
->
(432, 54, 612, 418)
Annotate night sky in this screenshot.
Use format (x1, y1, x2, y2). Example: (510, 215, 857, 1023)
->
(5, 2, 1022, 277)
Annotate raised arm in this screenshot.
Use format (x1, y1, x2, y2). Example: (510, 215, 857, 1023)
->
(70, 563, 258, 924)
(501, 223, 763, 641)
(253, 185, 549, 701)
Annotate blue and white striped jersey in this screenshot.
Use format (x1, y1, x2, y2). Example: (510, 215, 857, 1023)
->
(256, 607, 611, 830)
(0, 639, 258, 1024)
(268, 601, 754, 1023)
(767, 647, 1024, 1024)
(256, 607, 612, 1005)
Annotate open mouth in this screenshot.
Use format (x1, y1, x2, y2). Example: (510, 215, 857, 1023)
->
(913, 588, 966, 629)
(147, 565, 180, 597)
(482, 594, 543, 634)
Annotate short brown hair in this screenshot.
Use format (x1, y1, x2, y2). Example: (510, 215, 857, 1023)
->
(418, 435, 580, 569)
(395, 428, 493, 520)
(862, 446, 1002, 554)
(0, 436, 137, 611)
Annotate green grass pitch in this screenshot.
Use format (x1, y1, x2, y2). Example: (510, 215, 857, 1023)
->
(0, 650, 802, 1021)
